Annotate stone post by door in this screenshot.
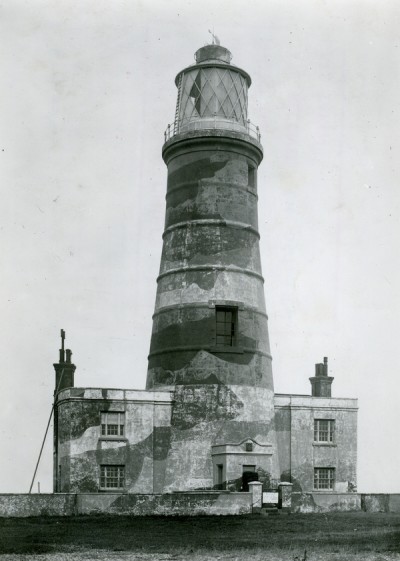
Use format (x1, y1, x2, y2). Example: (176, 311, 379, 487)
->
(146, 42, 279, 492)
(248, 481, 263, 513)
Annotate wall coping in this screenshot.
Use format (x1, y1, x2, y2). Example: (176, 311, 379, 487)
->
(57, 388, 173, 404)
(274, 394, 358, 409)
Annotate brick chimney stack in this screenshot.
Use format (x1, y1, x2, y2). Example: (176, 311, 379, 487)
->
(53, 329, 76, 395)
(309, 356, 334, 397)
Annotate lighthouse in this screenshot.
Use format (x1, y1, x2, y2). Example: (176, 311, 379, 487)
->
(52, 41, 357, 502)
(146, 42, 280, 491)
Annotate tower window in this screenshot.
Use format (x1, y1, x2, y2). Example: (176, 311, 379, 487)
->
(215, 306, 237, 347)
(314, 468, 335, 490)
(100, 465, 125, 490)
(248, 165, 256, 189)
(101, 412, 125, 437)
(314, 419, 335, 443)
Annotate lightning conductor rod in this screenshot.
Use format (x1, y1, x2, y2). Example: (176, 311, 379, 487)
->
(28, 329, 66, 494)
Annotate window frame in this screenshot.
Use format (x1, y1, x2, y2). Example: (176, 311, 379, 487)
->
(100, 411, 125, 438)
(179, 67, 249, 128)
(314, 419, 335, 444)
(99, 465, 125, 491)
(248, 164, 256, 190)
(314, 467, 335, 490)
(215, 305, 238, 348)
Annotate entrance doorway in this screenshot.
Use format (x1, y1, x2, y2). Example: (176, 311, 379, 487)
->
(242, 464, 258, 491)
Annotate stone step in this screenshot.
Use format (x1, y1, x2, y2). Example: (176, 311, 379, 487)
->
(260, 506, 279, 516)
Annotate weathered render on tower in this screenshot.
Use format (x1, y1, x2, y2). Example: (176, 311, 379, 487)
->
(146, 44, 279, 491)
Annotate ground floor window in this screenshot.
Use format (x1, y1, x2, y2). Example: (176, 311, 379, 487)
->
(314, 467, 335, 490)
(100, 465, 125, 490)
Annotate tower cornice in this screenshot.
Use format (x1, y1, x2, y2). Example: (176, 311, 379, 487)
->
(162, 130, 263, 166)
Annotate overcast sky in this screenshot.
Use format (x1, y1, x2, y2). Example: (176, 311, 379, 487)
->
(1, 0, 399, 493)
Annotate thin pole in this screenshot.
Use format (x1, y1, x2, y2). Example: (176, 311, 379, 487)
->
(28, 368, 64, 494)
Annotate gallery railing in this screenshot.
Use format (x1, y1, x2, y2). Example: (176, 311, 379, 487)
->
(164, 117, 261, 143)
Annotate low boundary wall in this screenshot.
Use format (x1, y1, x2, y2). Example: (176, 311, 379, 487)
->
(361, 494, 400, 513)
(0, 491, 252, 518)
(1, 492, 400, 517)
(0, 494, 77, 517)
(292, 492, 361, 513)
(292, 493, 400, 513)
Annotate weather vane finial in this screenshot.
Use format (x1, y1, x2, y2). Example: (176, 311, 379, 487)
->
(208, 28, 220, 46)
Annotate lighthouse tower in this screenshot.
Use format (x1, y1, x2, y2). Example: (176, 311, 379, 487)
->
(146, 42, 279, 491)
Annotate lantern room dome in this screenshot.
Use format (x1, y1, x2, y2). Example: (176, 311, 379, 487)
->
(194, 44, 232, 64)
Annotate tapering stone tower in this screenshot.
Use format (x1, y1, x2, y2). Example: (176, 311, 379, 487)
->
(146, 43, 279, 491)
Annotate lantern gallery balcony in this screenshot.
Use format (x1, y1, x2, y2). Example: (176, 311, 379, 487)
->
(164, 116, 261, 142)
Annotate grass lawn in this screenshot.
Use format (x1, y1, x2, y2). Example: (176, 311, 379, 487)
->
(0, 512, 399, 560)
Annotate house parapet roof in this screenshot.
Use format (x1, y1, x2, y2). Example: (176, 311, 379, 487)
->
(56, 387, 173, 404)
(274, 393, 358, 410)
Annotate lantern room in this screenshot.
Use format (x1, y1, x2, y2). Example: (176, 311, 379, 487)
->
(169, 44, 259, 139)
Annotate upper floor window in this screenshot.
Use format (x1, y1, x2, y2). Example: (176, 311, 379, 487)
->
(216, 306, 237, 347)
(314, 419, 335, 443)
(314, 467, 335, 490)
(100, 465, 125, 490)
(101, 412, 125, 437)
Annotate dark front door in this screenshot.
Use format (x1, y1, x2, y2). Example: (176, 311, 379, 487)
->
(242, 465, 258, 491)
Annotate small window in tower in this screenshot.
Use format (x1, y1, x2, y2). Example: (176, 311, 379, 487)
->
(215, 306, 238, 347)
(248, 165, 256, 189)
(101, 412, 125, 437)
(314, 467, 335, 490)
(314, 419, 335, 443)
(100, 465, 125, 490)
